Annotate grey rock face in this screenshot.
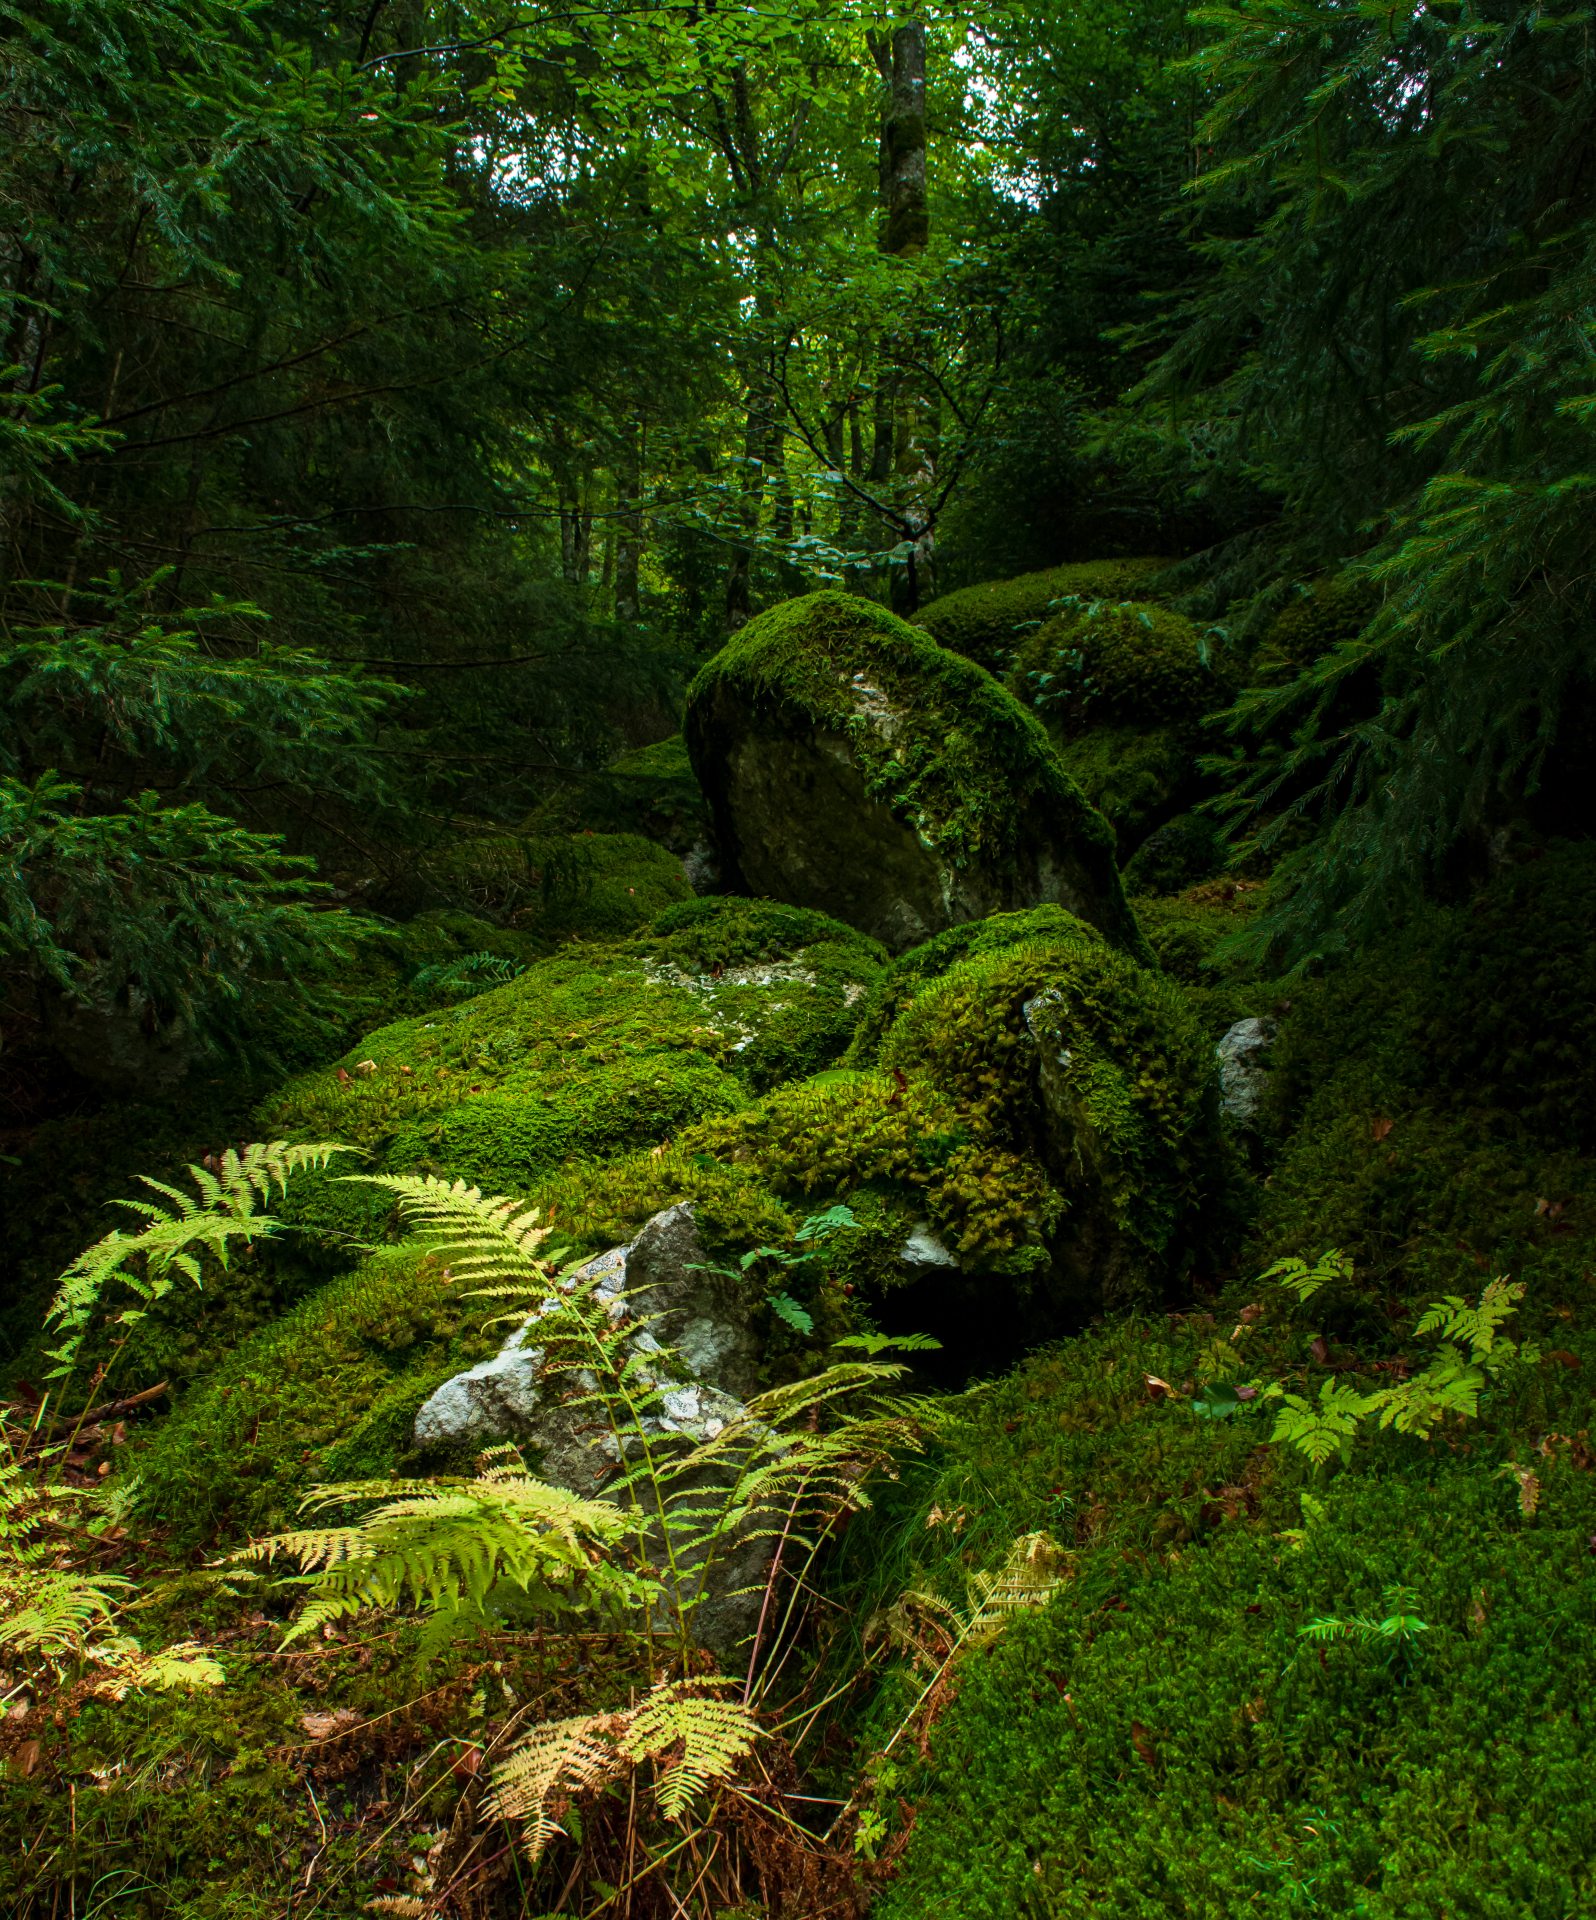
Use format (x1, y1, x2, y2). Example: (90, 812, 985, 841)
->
(1216, 1016, 1277, 1126)
(901, 1221, 959, 1274)
(412, 1204, 768, 1657)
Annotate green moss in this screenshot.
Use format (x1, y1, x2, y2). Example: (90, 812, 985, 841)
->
(524, 734, 709, 852)
(686, 590, 1148, 960)
(257, 899, 883, 1259)
(415, 830, 691, 941)
(385, 1050, 749, 1190)
(133, 1243, 497, 1536)
(915, 558, 1170, 671)
(879, 936, 1218, 1275)
(847, 905, 1108, 1065)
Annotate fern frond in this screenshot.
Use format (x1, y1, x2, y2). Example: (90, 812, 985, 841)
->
(234, 1450, 652, 1648)
(44, 1140, 346, 1377)
(619, 1680, 760, 1820)
(484, 1678, 758, 1857)
(964, 1531, 1072, 1646)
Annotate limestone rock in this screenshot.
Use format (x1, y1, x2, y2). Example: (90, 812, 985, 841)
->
(1217, 1016, 1277, 1127)
(412, 1204, 767, 1657)
(684, 591, 1148, 959)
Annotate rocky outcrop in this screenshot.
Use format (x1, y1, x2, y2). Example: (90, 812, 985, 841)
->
(684, 591, 1149, 960)
(413, 1204, 769, 1658)
(1217, 1016, 1277, 1127)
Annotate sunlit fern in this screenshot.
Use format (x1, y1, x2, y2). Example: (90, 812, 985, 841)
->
(484, 1676, 760, 1859)
(232, 1444, 655, 1651)
(46, 1139, 345, 1378)
(344, 1172, 933, 1653)
(0, 1414, 219, 1693)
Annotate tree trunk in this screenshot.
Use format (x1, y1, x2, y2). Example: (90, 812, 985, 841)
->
(870, 21, 935, 614)
(615, 414, 645, 623)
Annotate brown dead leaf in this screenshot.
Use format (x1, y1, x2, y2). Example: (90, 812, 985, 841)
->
(1143, 1374, 1176, 1400)
(12, 1739, 40, 1777)
(1309, 1336, 1329, 1366)
(1370, 1116, 1394, 1142)
(300, 1709, 354, 1744)
(1130, 1721, 1158, 1768)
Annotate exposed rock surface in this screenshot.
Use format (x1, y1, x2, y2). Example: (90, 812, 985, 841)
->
(413, 1204, 768, 1657)
(685, 591, 1149, 959)
(1217, 1015, 1277, 1126)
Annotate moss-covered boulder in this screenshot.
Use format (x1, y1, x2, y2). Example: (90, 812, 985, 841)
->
(1006, 600, 1229, 851)
(260, 896, 886, 1239)
(533, 908, 1222, 1333)
(915, 557, 1169, 671)
(684, 591, 1146, 959)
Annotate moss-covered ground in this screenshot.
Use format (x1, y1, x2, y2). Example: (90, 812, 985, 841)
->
(7, 623, 1596, 1920)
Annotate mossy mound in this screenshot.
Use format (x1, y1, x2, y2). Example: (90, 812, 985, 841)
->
(259, 896, 884, 1242)
(876, 936, 1220, 1308)
(685, 590, 1146, 959)
(1004, 601, 1229, 853)
(844, 1320, 1596, 1920)
(845, 904, 1110, 1064)
(535, 911, 1220, 1324)
(410, 829, 691, 941)
(914, 557, 1169, 671)
(524, 735, 709, 854)
(1012, 600, 1221, 731)
(133, 1242, 498, 1536)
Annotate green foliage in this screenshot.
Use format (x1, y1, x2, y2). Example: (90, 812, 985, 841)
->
(0, 775, 362, 1060)
(913, 559, 1169, 671)
(1150, 0, 1596, 955)
(1299, 1585, 1430, 1675)
(237, 1445, 650, 1652)
(1263, 1254, 1541, 1464)
(45, 1140, 344, 1382)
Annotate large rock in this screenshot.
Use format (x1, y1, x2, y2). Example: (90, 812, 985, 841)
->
(1217, 1015, 1277, 1127)
(684, 591, 1149, 959)
(413, 1204, 770, 1658)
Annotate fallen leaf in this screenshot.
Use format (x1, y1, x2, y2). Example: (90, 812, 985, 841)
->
(1143, 1374, 1176, 1399)
(355, 1059, 377, 1075)
(336, 1067, 351, 1085)
(1309, 1336, 1329, 1366)
(300, 1708, 359, 1740)
(1370, 1116, 1394, 1142)
(1130, 1721, 1158, 1767)
(13, 1739, 40, 1777)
